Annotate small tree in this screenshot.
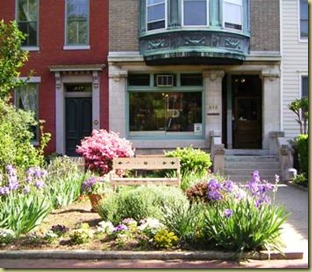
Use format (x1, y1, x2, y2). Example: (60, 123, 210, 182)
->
(288, 97, 308, 134)
(0, 20, 50, 171)
(0, 20, 29, 100)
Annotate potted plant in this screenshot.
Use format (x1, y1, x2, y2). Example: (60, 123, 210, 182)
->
(81, 175, 112, 212)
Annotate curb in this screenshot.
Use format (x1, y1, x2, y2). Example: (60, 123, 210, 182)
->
(0, 249, 303, 261)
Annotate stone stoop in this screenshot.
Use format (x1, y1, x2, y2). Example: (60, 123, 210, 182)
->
(224, 150, 281, 183)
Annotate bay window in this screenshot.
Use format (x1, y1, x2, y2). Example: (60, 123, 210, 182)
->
(183, 0, 208, 26)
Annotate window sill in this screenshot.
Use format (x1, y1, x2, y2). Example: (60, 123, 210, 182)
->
(63, 45, 91, 50)
(22, 46, 40, 52)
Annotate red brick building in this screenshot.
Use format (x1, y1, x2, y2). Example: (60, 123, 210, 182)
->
(0, 0, 109, 155)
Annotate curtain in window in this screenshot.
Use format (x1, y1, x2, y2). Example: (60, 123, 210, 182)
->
(18, 85, 37, 117)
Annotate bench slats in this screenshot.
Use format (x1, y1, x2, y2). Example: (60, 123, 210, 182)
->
(110, 157, 181, 188)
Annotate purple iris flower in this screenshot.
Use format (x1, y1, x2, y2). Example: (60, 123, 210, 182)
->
(0, 186, 10, 195)
(8, 181, 19, 190)
(223, 209, 233, 218)
(207, 190, 223, 201)
(207, 179, 221, 190)
(223, 180, 235, 193)
(34, 179, 45, 189)
(23, 185, 30, 194)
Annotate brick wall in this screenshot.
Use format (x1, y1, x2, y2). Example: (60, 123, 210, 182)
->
(250, 0, 280, 51)
(109, 0, 139, 51)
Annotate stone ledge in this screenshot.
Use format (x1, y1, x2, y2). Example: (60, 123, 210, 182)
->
(0, 249, 303, 261)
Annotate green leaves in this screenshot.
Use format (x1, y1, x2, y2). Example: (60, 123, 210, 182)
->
(203, 197, 290, 254)
(0, 193, 52, 237)
(0, 20, 29, 99)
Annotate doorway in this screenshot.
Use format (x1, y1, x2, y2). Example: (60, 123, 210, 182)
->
(232, 75, 262, 149)
(65, 84, 92, 156)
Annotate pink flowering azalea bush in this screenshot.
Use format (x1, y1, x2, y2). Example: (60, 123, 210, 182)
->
(76, 129, 135, 175)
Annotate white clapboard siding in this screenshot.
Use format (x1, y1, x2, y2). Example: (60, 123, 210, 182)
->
(281, 0, 308, 140)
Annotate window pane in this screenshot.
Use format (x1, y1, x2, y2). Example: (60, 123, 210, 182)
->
(129, 92, 202, 133)
(147, 4, 165, 21)
(16, 84, 38, 141)
(147, 0, 165, 30)
(224, 3, 241, 24)
(17, 0, 38, 46)
(300, 0, 308, 38)
(148, 0, 164, 5)
(184, 0, 207, 26)
(302, 76, 308, 97)
(180, 74, 203, 86)
(128, 74, 150, 86)
(66, 0, 89, 45)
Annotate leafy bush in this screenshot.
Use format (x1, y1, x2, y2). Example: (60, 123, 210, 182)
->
(97, 185, 189, 225)
(0, 100, 50, 173)
(76, 129, 134, 175)
(165, 147, 212, 190)
(296, 134, 308, 177)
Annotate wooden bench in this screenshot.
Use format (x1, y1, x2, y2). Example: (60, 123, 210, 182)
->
(109, 157, 181, 188)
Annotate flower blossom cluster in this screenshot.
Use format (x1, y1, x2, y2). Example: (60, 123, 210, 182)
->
(206, 170, 279, 219)
(76, 129, 135, 175)
(0, 165, 47, 196)
(246, 170, 278, 207)
(206, 178, 241, 201)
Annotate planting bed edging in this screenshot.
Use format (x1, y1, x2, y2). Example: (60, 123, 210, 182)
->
(0, 249, 303, 261)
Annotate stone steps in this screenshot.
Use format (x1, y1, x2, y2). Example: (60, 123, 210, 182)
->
(224, 152, 280, 183)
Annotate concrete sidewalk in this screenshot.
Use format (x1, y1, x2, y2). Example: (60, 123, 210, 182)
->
(0, 183, 309, 269)
(276, 183, 309, 262)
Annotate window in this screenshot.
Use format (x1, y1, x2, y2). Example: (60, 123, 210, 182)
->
(128, 73, 203, 137)
(16, 0, 38, 47)
(183, 0, 208, 26)
(223, 0, 242, 30)
(300, 0, 308, 39)
(66, 0, 89, 46)
(147, 0, 166, 31)
(301, 76, 308, 97)
(15, 83, 39, 141)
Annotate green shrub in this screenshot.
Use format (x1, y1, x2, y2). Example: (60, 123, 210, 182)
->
(296, 134, 308, 178)
(165, 146, 212, 190)
(97, 185, 189, 225)
(0, 100, 50, 173)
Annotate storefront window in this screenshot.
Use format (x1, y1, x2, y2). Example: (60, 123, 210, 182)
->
(129, 91, 202, 136)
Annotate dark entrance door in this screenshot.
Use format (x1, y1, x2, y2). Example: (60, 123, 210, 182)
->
(65, 97, 92, 156)
(232, 76, 262, 149)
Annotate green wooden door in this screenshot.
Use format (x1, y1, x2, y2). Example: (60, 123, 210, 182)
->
(65, 97, 92, 156)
